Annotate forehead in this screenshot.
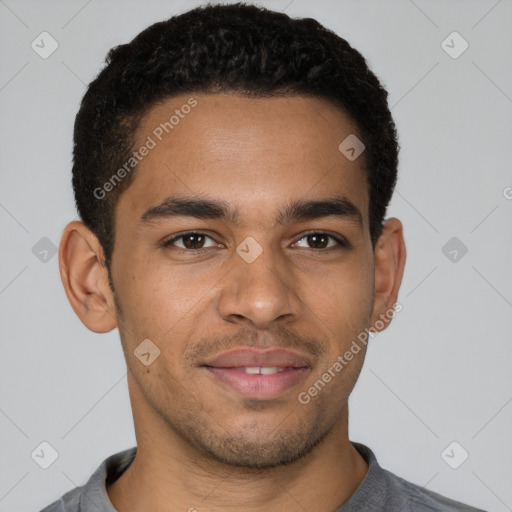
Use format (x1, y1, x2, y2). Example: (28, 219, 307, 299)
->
(117, 93, 369, 229)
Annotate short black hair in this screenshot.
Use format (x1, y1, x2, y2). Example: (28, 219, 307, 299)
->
(72, 1, 399, 281)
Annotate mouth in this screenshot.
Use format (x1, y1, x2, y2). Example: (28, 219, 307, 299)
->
(201, 348, 311, 400)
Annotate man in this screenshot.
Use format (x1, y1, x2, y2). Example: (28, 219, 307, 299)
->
(41, 2, 485, 511)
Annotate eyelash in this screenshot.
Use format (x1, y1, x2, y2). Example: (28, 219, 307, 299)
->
(163, 231, 350, 253)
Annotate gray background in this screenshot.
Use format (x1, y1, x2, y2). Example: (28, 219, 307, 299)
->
(1, 0, 511, 511)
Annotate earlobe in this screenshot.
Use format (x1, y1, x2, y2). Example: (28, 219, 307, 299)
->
(58, 221, 118, 333)
(370, 218, 406, 332)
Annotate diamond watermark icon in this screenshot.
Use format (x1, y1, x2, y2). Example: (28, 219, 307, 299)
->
(236, 236, 263, 263)
(31, 31, 59, 59)
(32, 237, 58, 263)
(134, 338, 161, 366)
(442, 237, 468, 263)
(441, 441, 469, 469)
(338, 134, 365, 161)
(441, 31, 468, 59)
(31, 441, 59, 469)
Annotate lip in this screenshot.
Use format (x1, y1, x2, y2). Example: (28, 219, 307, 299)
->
(203, 348, 312, 369)
(202, 348, 311, 400)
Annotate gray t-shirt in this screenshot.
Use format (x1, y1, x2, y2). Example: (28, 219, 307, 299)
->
(40, 443, 486, 511)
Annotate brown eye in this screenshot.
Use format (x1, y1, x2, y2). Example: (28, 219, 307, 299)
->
(295, 232, 347, 250)
(165, 232, 216, 250)
(306, 233, 329, 249)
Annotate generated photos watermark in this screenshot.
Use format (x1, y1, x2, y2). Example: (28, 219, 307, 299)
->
(93, 97, 198, 200)
(298, 301, 403, 405)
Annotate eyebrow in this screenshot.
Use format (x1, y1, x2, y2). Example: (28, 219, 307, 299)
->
(139, 195, 363, 228)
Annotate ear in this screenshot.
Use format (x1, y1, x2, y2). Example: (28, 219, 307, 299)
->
(369, 217, 406, 332)
(58, 221, 118, 333)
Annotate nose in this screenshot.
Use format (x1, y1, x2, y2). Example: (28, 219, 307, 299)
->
(217, 242, 302, 330)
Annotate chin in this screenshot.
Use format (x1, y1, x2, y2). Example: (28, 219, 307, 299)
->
(188, 422, 331, 470)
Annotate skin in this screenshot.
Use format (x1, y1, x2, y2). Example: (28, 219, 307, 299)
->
(59, 93, 406, 511)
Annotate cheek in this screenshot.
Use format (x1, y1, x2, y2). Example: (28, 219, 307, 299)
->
(307, 256, 374, 322)
(305, 260, 374, 368)
(114, 257, 221, 342)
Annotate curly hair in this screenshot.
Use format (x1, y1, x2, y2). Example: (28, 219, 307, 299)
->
(72, 1, 399, 279)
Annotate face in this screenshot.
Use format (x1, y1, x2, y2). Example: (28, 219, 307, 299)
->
(63, 93, 404, 469)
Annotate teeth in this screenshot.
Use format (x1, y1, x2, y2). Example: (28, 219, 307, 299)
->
(242, 367, 283, 375)
(260, 367, 280, 375)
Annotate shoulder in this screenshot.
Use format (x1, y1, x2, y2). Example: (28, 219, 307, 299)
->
(38, 447, 137, 512)
(347, 443, 487, 512)
(38, 486, 81, 512)
(381, 467, 487, 511)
